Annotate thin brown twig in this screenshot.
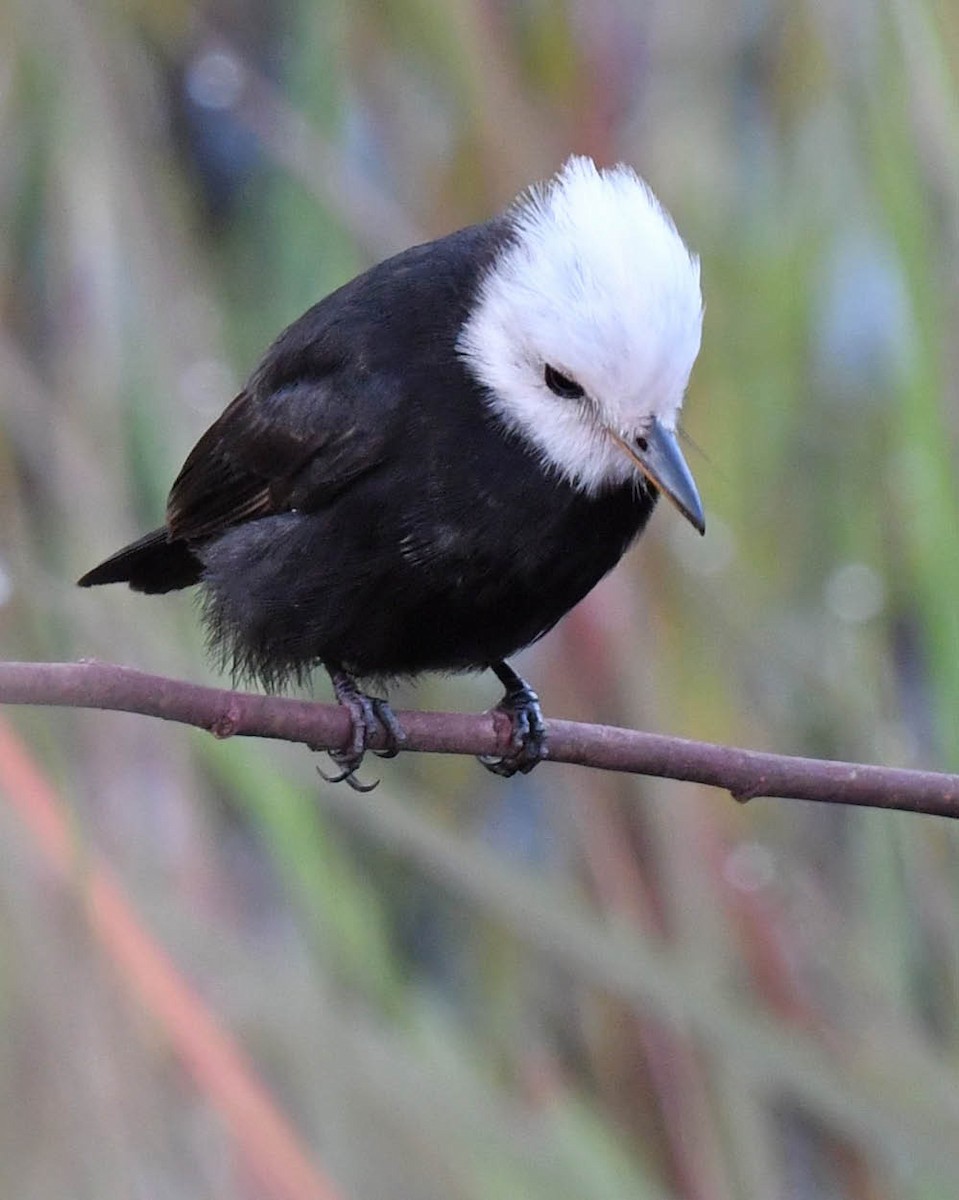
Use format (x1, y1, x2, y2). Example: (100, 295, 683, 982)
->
(1, 660, 958, 818)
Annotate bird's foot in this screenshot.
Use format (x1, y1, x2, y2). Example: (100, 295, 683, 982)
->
(319, 667, 406, 792)
(479, 662, 547, 778)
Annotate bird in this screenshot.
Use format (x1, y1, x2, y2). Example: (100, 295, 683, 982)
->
(79, 156, 705, 787)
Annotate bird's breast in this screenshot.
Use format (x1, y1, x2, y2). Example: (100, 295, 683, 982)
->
(368, 470, 656, 672)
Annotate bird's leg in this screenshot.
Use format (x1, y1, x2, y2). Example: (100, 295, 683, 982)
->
(318, 664, 406, 792)
(479, 660, 548, 777)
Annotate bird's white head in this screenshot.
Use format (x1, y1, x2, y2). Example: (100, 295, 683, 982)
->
(458, 156, 705, 530)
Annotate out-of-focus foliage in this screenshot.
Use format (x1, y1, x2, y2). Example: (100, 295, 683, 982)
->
(1, 0, 959, 1196)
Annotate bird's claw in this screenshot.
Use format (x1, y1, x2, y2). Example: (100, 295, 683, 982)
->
(479, 674, 547, 778)
(320, 669, 406, 790)
(317, 757, 381, 793)
(369, 698, 407, 760)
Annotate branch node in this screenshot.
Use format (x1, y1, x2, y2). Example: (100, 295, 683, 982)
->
(489, 707, 517, 757)
(210, 703, 242, 740)
(731, 786, 759, 804)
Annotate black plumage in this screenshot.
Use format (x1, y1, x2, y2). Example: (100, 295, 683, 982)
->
(80, 159, 704, 781)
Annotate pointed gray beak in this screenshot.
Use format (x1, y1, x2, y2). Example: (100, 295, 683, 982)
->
(609, 418, 705, 534)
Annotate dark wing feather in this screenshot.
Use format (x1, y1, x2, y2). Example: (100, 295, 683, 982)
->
(78, 527, 203, 593)
(166, 377, 393, 543)
(166, 216, 515, 544)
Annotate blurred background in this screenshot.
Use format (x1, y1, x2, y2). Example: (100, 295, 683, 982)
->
(1, 0, 959, 1196)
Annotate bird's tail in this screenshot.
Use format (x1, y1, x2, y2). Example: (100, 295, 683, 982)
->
(78, 528, 202, 594)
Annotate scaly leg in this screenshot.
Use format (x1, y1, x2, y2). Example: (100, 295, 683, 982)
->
(479, 660, 547, 777)
(319, 664, 406, 792)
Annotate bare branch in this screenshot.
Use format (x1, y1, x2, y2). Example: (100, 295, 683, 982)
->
(1, 660, 958, 817)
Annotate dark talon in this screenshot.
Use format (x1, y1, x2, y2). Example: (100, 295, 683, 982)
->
(479, 660, 548, 778)
(370, 697, 407, 760)
(317, 761, 380, 792)
(319, 664, 406, 787)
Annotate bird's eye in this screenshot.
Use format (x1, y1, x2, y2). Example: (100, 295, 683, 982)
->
(544, 364, 585, 400)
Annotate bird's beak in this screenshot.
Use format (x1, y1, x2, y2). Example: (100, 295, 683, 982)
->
(608, 418, 705, 534)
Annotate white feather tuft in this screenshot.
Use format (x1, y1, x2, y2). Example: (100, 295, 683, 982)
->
(458, 156, 703, 494)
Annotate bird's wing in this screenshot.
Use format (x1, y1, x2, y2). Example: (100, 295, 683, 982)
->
(166, 379, 393, 542)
